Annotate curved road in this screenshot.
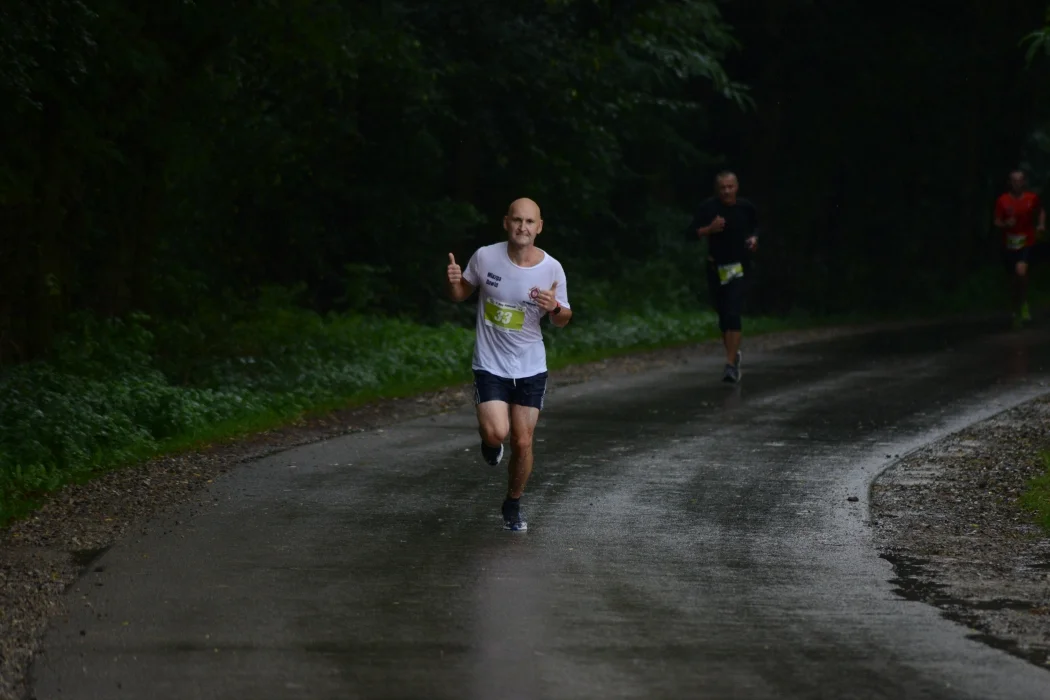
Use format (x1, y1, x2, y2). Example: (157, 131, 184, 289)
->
(32, 321, 1050, 699)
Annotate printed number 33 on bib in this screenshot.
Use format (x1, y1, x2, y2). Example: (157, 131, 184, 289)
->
(484, 299, 526, 332)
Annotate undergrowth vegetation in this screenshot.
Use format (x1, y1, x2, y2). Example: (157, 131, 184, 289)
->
(0, 290, 747, 524)
(0, 257, 1044, 525)
(1021, 452, 1050, 533)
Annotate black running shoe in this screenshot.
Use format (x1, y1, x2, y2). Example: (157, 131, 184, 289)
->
(501, 499, 527, 532)
(481, 441, 504, 467)
(722, 363, 740, 383)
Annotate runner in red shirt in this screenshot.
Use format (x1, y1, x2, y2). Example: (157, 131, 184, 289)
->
(993, 170, 1046, 327)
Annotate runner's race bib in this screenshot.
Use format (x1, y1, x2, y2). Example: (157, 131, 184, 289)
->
(1006, 234, 1027, 251)
(717, 262, 744, 285)
(484, 299, 526, 332)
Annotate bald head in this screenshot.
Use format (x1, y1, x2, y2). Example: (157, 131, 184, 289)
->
(507, 198, 542, 220)
(504, 197, 544, 248)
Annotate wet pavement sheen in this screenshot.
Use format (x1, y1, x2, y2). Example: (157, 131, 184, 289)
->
(32, 321, 1050, 699)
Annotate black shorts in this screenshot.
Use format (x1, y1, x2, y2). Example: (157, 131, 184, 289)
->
(473, 370, 548, 410)
(1003, 247, 1032, 273)
(706, 262, 747, 332)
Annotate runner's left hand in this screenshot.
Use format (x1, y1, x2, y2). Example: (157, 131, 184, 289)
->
(746, 236, 758, 252)
(536, 281, 559, 312)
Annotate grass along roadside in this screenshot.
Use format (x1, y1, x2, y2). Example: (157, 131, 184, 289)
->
(1, 308, 826, 526)
(1020, 452, 1050, 533)
(4, 249, 1046, 527)
(0, 278, 1037, 531)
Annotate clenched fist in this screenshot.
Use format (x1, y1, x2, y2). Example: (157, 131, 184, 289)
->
(709, 215, 726, 233)
(447, 253, 462, 284)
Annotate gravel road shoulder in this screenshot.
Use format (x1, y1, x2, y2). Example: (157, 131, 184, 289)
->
(871, 394, 1050, 670)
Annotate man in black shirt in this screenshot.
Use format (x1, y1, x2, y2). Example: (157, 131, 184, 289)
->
(687, 171, 759, 383)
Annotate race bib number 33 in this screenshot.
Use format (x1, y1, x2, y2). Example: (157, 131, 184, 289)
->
(484, 299, 526, 332)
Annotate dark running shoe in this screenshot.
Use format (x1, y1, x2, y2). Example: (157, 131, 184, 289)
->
(502, 499, 528, 532)
(481, 441, 504, 467)
(722, 363, 740, 383)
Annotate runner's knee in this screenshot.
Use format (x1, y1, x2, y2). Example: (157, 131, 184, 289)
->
(479, 423, 509, 446)
(510, 431, 533, 455)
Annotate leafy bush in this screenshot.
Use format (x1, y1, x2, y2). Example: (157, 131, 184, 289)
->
(1021, 452, 1050, 533)
(4, 259, 1032, 525)
(0, 300, 738, 523)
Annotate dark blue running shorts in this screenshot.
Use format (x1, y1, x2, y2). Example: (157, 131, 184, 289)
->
(473, 370, 548, 410)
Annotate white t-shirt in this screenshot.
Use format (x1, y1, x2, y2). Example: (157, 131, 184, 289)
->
(462, 242, 571, 379)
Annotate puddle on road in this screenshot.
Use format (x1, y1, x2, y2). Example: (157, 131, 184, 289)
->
(880, 552, 1050, 668)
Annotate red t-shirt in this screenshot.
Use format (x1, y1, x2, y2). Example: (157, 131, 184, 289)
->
(994, 192, 1042, 249)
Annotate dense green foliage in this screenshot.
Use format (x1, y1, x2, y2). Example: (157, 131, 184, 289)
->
(714, 1, 1050, 314)
(2, 2, 1050, 520)
(4, 0, 1046, 364)
(0, 0, 745, 362)
(1023, 6, 1050, 63)
(1021, 452, 1050, 533)
(2, 303, 793, 523)
(1023, 7, 1050, 183)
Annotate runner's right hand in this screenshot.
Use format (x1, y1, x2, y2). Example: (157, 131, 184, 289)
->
(447, 253, 462, 284)
(709, 216, 726, 233)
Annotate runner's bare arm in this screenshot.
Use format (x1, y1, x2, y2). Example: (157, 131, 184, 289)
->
(687, 205, 717, 238)
(446, 253, 475, 302)
(993, 199, 1005, 228)
(698, 216, 726, 236)
(447, 280, 475, 302)
(549, 306, 572, 328)
(536, 279, 572, 328)
(748, 203, 759, 250)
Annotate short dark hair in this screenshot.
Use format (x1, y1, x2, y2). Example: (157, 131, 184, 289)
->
(714, 170, 738, 185)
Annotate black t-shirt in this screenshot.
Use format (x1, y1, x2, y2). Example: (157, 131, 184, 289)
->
(687, 197, 759, 265)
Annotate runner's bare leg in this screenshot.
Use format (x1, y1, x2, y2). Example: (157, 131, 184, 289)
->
(724, 330, 742, 365)
(1016, 261, 1029, 313)
(507, 405, 540, 499)
(476, 401, 510, 449)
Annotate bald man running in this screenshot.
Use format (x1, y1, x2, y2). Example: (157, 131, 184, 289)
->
(446, 198, 573, 531)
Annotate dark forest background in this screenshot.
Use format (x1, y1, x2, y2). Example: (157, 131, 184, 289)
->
(2, 0, 1050, 520)
(1, 0, 1048, 364)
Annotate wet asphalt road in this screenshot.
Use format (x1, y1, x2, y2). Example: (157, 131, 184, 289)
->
(31, 320, 1050, 700)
